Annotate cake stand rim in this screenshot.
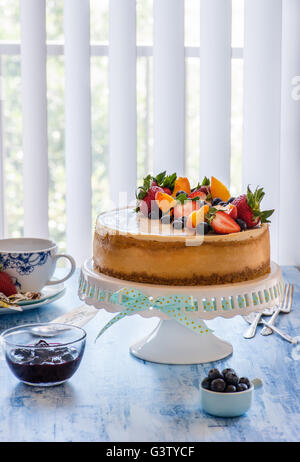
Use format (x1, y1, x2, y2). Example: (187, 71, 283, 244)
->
(82, 257, 281, 293)
(79, 258, 283, 320)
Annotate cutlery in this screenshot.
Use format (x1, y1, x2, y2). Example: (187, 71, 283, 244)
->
(243, 310, 298, 344)
(261, 283, 293, 336)
(243, 306, 275, 339)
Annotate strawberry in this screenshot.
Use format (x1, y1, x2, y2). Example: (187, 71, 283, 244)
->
(162, 187, 172, 195)
(173, 200, 200, 219)
(138, 185, 164, 216)
(232, 186, 274, 229)
(206, 209, 241, 234)
(188, 190, 207, 201)
(226, 203, 238, 220)
(0, 266, 17, 296)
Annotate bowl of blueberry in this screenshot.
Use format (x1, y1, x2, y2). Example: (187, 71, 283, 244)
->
(1, 323, 86, 387)
(200, 367, 262, 417)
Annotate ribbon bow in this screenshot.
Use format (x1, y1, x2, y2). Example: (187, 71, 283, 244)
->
(95, 288, 212, 341)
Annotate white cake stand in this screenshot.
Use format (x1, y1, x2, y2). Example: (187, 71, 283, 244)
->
(78, 259, 283, 364)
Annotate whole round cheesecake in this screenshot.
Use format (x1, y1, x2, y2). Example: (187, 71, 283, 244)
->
(93, 207, 271, 286)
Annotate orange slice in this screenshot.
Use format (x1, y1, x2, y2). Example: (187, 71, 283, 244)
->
(172, 177, 191, 197)
(186, 204, 210, 228)
(210, 176, 231, 202)
(155, 191, 177, 213)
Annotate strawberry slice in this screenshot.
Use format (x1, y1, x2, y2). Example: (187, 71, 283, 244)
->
(206, 209, 241, 234)
(0, 266, 17, 296)
(188, 190, 207, 201)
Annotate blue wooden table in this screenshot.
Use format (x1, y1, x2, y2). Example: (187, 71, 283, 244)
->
(0, 266, 300, 442)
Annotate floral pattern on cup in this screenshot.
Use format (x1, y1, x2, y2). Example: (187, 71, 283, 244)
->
(0, 251, 51, 275)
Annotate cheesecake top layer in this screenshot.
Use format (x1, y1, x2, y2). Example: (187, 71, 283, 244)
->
(96, 207, 268, 243)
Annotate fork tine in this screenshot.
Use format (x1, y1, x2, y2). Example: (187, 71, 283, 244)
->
(287, 284, 294, 312)
(280, 283, 288, 309)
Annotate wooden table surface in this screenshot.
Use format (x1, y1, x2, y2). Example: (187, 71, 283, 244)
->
(0, 266, 300, 442)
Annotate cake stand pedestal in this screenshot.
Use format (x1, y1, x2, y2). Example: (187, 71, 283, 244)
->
(79, 259, 283, 364)
(130, 319, 232, 364)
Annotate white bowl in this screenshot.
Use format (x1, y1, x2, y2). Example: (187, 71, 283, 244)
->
(200, 378, 263, 417)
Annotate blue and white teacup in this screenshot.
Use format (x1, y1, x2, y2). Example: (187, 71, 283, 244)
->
(0, 238, 76, 293)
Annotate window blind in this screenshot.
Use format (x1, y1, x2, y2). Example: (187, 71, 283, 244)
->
(20, 0, 49, 238)
(64, 0, 92, 265)
(153, 0, 185, 176)
(0, 1, 299, 266)
(200, 0, 231, 186)
(243, 0, 282, 262)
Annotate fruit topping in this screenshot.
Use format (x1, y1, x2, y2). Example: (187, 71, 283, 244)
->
(160, 214, 173, 225)
(196, 222, 210, 235)
(211, 197, 223, 206)
(206, 209, 241, 234)
(172, 177, 191, 197)
(155, 191, 177, 214)
(232, 186, 274, 229)
(226, 203, 238, 220)
(236, 218, 247, 231)
(201, 368, 251, 393)
(0, 266, 17, 297)
(148, 207, 162, 220)
(173, 200, 200, 219)
(210, 176, 231, 202)
(176, 190, 188, 198)
(188, 190, 207, 201)
(186, 204, 210, 229)
(172, 218, 186, 230)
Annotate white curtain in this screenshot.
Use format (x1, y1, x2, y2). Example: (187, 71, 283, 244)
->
(1, 0, 300, 266)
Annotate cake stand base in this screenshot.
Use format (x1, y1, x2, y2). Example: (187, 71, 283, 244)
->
(130, 319, 232, 364)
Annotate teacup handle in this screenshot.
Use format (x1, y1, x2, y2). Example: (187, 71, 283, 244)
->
(46, 253, 76, 286)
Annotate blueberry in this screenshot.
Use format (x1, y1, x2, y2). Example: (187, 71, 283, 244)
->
(176, 190, 188, 198)
(239, 377, 251, 389)
(218, 201, 227, 206)
(173, 218, 185, 230)
(222, 367, 236, 377)
(224, 372, 239, 386)
(208, 368, 223, 381)
(201, 377, 211, 390)
(161, 214, 172, 225)
(212, 198, 222, 206)
(227, 197, 236, 204)
(211, 378, 226, 392)
(196, 222, 210, 235)
(225, 384, 237, 393)
(236, 218, 247, 231)
(237, 383, 248, 392)
(148, 208, 162, 220)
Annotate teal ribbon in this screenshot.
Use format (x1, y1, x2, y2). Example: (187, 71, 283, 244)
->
(95, 288, 212, 341)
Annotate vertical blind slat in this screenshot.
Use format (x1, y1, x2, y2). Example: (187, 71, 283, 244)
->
(109, 0, 136, 204)
(64, 0, 92, 265)
(20, 0, 48, 238)
(153, 0, 185, 176)
(200, 0, 231, 185)
(243, 0, 282, 262)
(279, 0, 300, 264)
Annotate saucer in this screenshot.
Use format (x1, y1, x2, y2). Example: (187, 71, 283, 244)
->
(0, 283, 66, 315)
(18, 282, 65, 306)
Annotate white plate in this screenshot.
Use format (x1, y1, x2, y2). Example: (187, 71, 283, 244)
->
(0, 286, 66, 315)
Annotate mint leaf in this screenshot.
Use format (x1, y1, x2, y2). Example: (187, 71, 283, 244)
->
(176, 193, 188, 204)
(201, 176, 210, 186)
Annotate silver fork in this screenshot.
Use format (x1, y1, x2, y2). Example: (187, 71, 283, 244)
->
(261, 283, 294, 336)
